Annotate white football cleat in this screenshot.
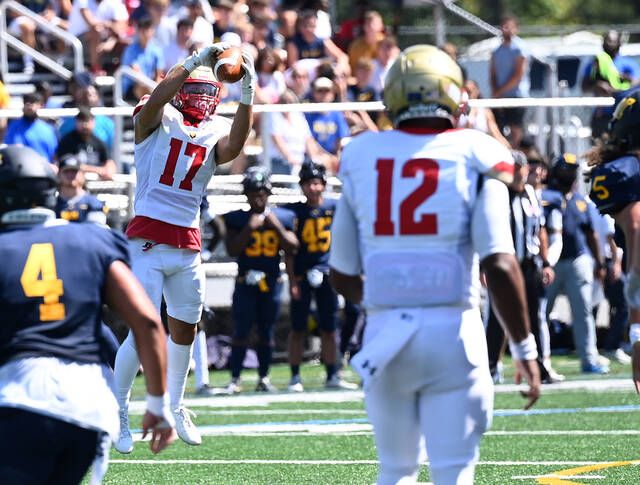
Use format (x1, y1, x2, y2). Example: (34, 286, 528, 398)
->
(173, 407, 202, 446)
(114, 408, 133, 454)
(288, 376, 304, 393)
(325, 375, 359, 390)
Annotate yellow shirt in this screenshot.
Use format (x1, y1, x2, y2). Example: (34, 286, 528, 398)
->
(0, 82, 10, 109)
(348, 33, 385, 73)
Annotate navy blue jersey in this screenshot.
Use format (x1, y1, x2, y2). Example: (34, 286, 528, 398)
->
(55, 193, 106, 222)
(284, 199, 336, 275)
(0, 222, 129, 365)
(224, 207, 294, 276)
(589, 155, 640, 216)
(541, 189, 594, 260)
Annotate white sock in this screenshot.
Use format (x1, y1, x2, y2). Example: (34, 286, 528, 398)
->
(193, 330, 209, 388)
(168, 337, 193, 410)
(113, 332, 139, 411)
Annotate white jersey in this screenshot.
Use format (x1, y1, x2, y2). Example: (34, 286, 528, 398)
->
(132, 103, 232, 228)
(330, 127, 515, 311)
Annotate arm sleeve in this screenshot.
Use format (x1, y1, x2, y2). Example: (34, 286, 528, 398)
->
(328, 193, 362, 276)
(471, 177, 515, 260)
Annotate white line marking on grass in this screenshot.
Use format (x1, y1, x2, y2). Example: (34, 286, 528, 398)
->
(127, 378, 633, 412)
(513, 475, 604, 480)
(193, 409, 366, 416)
(487, 430, 640, 436)
(110, 459, 628, 467)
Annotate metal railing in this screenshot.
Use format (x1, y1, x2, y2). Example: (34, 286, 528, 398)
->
(0, 0, 84, 81)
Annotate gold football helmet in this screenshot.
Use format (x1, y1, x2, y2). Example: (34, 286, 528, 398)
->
(383, 44, 463, 126)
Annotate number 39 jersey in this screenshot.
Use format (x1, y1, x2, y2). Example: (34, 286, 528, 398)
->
(330, 127, 515, 310)
(132, 101, 232, 229)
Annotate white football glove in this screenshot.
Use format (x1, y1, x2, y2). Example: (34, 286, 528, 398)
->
(182, 42, 233, 73)
(240, 50, 256, 105)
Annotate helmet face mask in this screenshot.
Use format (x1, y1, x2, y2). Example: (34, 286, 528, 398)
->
(383, 44, 464, 127)
(172, 66, 222, 123)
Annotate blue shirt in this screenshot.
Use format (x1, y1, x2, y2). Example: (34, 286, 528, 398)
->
(223, 207, 294, 277)
(283, 198, 336, 275)
(0, 222, 129, 366)
(290, 33, 326, 60)
(121, 40, 164, 94)
(4, 117, 58, 162)
(582, 55, 640, 116)
(305, 111, 350, 154)
(589, 155, 640, 215)
(55, 193, 106, 223)
(542, 189, 594, 260)
(491, 36, 530, 97)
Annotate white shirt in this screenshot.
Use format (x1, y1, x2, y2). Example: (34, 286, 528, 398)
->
(68, 0, 129, 37)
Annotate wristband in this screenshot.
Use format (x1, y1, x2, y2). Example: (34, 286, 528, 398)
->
(542, 260, 551, 268)
(508, 333, 538, 361)
(630, 323, 640, 345)
(146, 393, 168, 416)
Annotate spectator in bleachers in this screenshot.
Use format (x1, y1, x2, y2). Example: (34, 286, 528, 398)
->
(212, 0, 237, 42)
(333, 0, 370, 51)
(441, 41, 467, 80)
(133, 0, 176, 52)
(247, 0, 277, 25)
(7, 0, 71, 74)
(60, 72, 115, 151)
(163, 17, 193, 71)
(252, 13, 280, 51)
(184, 0, 214, 46)
(268, 89, 337, 175)
(276, 3, 298, 41)
(300, 0, 332, 40)
(370, 34, 399, 97)
(67, 0, 130, 74)
(581, 30, 640, 139)
(56, 107, 117, 180)
(286, 63, 312, 101)
(489, 14, 529, 149)
(286, 10, 348, 72)
(5, 92, 58, 163)
(255, 47, 287, 105)
(121, 15, 164, 102)
(305, 77, 350, 156)
(55, 154, 108, 225)
(345, 58, 379, 133)
(460, 79, 511, 147)
(347, 10, 384, 74)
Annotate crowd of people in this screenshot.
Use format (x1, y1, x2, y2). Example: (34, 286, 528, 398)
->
(2, 2, 640, 484)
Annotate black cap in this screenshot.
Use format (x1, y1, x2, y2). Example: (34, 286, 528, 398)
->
(58, 154, 82, 171)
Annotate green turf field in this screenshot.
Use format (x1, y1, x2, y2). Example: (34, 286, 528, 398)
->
(100, 356, 640, 484)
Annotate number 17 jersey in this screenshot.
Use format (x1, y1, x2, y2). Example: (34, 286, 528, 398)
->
(131, 101, 231, 230)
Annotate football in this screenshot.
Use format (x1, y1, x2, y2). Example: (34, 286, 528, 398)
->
(214, 47, 244, 84)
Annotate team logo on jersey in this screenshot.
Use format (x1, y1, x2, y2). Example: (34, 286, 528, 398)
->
(575, 200, 587, 212)
(189, 132, 197, 139)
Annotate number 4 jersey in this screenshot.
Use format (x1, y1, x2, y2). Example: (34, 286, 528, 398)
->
(0, 221, 129, 366)
(127, 99, 232, 249)
(330, 127, 515, 310)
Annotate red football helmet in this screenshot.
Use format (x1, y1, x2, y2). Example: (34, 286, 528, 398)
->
(172, 66, 222, 123)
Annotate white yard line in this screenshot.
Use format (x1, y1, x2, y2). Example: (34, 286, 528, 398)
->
(110, 459, 630, 466)
(127, 378, 634, 412)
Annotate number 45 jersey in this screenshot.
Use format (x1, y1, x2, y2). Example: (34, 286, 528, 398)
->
(330, 128, 515, 310)
(132, 100, 232, 229)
